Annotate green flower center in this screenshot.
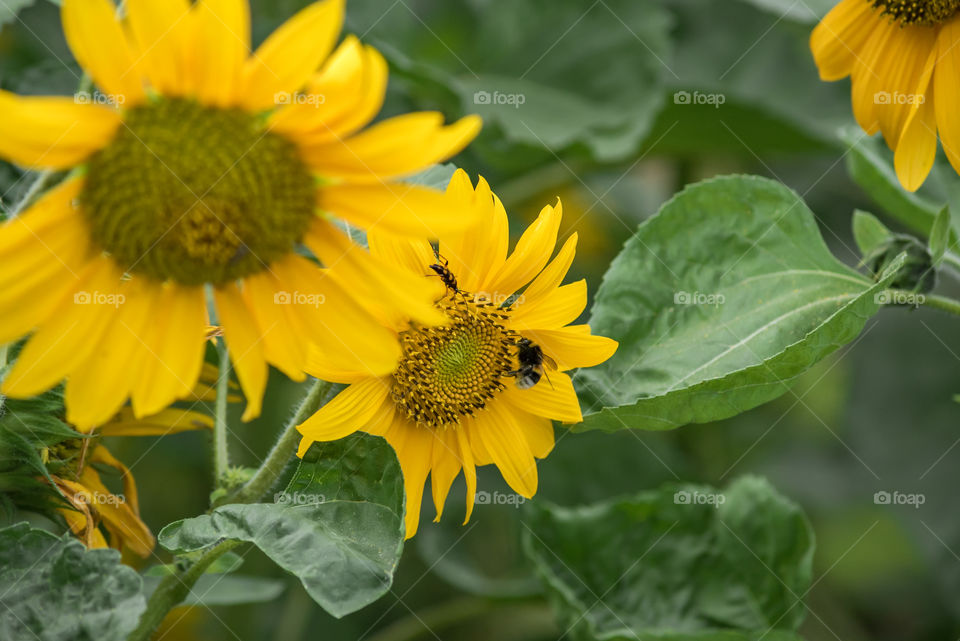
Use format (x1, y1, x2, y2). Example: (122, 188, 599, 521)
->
(392, 297, 516, 428)
(871, 0, 960, 26)
(80, 98, 316, 286)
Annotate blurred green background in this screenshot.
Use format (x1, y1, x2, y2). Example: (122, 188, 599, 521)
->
(2, 0, 959, 639)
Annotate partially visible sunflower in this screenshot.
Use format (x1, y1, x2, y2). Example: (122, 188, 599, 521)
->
(810, 0, 960, 191)
(296, 172, 618, 537)
(0, 0, 480, 430)
(51, 405, 213, 557)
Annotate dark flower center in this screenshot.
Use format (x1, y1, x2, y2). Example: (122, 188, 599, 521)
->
(871, 0, 960, 26)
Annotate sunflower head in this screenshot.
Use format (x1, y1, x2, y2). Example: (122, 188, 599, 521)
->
(870, 0, 960, 26)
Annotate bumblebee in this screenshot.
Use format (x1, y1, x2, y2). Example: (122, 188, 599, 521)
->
(507, 338, 556, 389)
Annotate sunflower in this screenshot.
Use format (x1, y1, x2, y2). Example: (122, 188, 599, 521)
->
(295, 172, 618, 537)
(810, 0, 960, 191)
(52, 405, 213, 557)
(0, 0, 481, 430)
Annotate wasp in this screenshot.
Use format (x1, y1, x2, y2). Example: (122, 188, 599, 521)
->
(507, 338, 556, 390)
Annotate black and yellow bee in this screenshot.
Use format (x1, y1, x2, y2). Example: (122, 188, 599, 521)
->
(507, 338, 556, 389)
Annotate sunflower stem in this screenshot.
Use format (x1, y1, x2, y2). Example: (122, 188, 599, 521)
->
(225, 377, 330, 505)
(212, 338, 231, 486)
(126, 539, 241, 641)
(884, 289, 960, 317)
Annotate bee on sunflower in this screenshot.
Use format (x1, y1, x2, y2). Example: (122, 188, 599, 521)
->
(296, 172, 618, 537)
(0, 0, 481, 431)
(811, 0, 960, 191)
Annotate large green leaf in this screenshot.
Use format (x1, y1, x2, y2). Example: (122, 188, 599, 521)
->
(0, 523, 145, 641)
(158, 433, 404, 618)
(576, 175, 902, 432)
(347, 0, 672, 163)
(523, 477, 814, 641)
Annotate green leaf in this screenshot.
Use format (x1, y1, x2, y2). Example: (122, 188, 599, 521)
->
(0, 522, 145, 641)
(348, 0, 672, 163)
(852, 210, 894, 258)
(576, 175, 902, 432)
(523, 477, 814, 641)
(929, 206, 951, 266)
(158, 433, 404, 618)
(142, 574, 285, 606)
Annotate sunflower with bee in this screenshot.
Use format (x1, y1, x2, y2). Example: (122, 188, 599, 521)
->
(296, 170, 618, 537)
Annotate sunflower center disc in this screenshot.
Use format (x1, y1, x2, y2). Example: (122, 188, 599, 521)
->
(392, 298, 516, 428)
(80, 98, 316, 285)
(871, 0, 960, 25)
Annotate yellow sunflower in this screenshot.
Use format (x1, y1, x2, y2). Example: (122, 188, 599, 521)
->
(0, 0, 481, 430)
(296, 172, 618, 537)
(810, 0, 960, 191)
(52, 405, 213, 557)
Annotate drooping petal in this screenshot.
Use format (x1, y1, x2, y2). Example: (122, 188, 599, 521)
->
(385, 420, 434, 538)
(454, 427, 477, 524)
(88, 445, 140, 513)
(895, 74, 937, 192)
(62, 0, 145, 104)
(935, 20, 960, 176)
(296, 377, 391, 452)
(430, 428, 462, 521)
(77, 466, 154, 557)
(99, 407, 213, 436)
(241, 0, 345, 111)
(214, 283, 268, 421)
(0, 91, 120, 169)
(475, 402, 538, 498)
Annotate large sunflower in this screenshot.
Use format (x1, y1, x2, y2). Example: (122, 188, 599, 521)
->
(296, 172, 618, 537)
(810, 0, 960, 191)
(0, 0, 480, 430)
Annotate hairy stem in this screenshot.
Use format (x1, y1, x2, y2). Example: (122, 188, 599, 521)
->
(127, 539, 241, 641)
(225, 377, 331, 505)
(212, 339, 231, 485)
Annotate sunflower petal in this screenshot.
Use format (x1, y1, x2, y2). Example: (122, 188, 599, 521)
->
(191, 0, 250, 107)
(125, 0, 193, 95)
(476, 402, 538, 498)
(296, 377, 391, 451)
(935, 20, 960, 176)
(214, 283, 268, 421)
(509, 280, 587, 331)
(439, 174, 506, 293)
(454, 427, 477, 524)
(487, 201, 562, 297)
(502, 370, 582, 424)
(810, 0, 878, 81)
(99, 407, 213, 436)
(386, 420, 434, 539)
(430, 428, 462, 521)
(519, 326, 618, 371)
(518, 233, 577, 308)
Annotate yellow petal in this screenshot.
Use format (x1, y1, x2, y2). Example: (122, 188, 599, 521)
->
(487, 200, 562, 297)
(242, 267, 308, 380)
(214, 283, 268, 421)
(509, 280, 587, 331)
(519, 325, 618, 371)
(0, 91, 119, 169)
(385, 420, 434, 539)
(62, 0, 145, 104)
(895, 78, 937, 192)
(475, 403, 538, 498)
(303, 112, 482, 182)
(439, 173, 506, 293)
(296, 377, 391, 453)
(517, 413, 554, 459)
(99, 407, 213, 436)
(935, 20, 960, 176)
(850, 22, 897, 137)
(810, 0, 878, 81)
(360, 395, 395, 436)
(430, 428, 462, 521)
(88, 444, 140, 514)
(241, 0, 345, 111)
(367, 227, 436, 276)
(518, 233, 577, 309)
(502, 370, 582, 424)
(304, 218, 445, 328)
(190, 0, 250, 107)
(125, 0, 193, 96)
(2, 257, 122, 400)
(129, 283, 207, 418)
(78, 467, 154, 557)
(319, 181, 482, 238)
(454, 427, 477, 524)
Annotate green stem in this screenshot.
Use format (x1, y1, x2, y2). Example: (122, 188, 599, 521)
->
(212, 339, 231, 485)
(127, 539, 241, 641)
(884, 289, 960, 317)
(941, 251, 960, 279)
(225, 377, 331, 505)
